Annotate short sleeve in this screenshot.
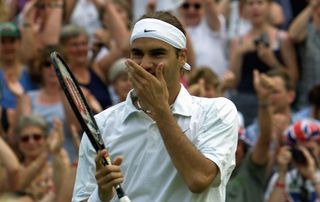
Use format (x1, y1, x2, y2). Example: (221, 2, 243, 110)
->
(196, 98, 239, 187)
(72, 133, 98, 202)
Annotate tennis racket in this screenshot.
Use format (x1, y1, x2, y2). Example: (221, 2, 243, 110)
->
(50, 51, 131, 202)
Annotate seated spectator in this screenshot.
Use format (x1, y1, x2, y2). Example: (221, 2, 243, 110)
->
(108, 58, 132, 103)
(265, 119, 320, 202)
(187, 66, 235, 98)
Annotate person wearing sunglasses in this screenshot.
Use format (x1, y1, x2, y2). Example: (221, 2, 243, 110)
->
(16, 114, 70, 202)
(4, 45, 79, 163)
(178, 0, 228, 79)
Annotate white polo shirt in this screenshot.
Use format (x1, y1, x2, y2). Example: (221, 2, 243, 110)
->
(72, 85, 238, 202)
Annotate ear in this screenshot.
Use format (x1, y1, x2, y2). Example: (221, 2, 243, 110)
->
(178, 49, 188, 70)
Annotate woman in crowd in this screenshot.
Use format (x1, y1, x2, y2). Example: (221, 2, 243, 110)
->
(16, 114, 69, 201)
(228, 0, 298, 125)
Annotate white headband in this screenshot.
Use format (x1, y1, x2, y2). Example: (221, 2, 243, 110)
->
(130, 18, 191, 70)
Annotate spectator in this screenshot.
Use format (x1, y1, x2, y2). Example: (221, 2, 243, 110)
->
(246, 69, 296, 146)
(187, 66, 222, 97)
(179, 0, 228, 78)
(0, 22, 38, 142)
(219, 0, 285, 40)
(265, 119, 320, 202)
(228, 0, 298, 125)
(108, 58, 132, 103)
(187, 66, 236, 98)
(293, 84, 320, 121)
(64, 0, 102, 37)
(15, 114, 69, 201)
(288, 0, 320, 108)
(59, 24, 113, 109)
(226, 70, 273, 202)
(8, 45, 78, 162)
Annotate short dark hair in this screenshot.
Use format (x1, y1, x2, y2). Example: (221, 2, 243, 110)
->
(139, 11, 186, 36)
(266, 69, 294, 91)
(139, 11, 186, 59)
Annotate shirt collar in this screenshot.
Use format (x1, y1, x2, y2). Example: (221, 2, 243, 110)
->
(122, 84, 193, 123)
(171, 84, 193, 117)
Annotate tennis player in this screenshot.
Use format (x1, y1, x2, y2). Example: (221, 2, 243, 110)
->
(72, 11, 238, 202)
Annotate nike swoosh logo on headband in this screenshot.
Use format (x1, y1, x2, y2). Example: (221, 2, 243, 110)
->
(144, 29, 156, 33)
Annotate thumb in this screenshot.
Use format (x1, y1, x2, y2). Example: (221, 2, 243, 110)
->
(113, 156, 123, 166)
(95, 149, 108, 170)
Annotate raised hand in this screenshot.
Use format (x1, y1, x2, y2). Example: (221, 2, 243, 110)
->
(295, 145, 317, 180)
(5, 72, 24, 97)
(48, 118, 64, 154)
(236, 37, 255, 56)
(220, 70, 236, 93)
(256, 43, 279, 68)
(253, 70, 275, 101)
(126, 59, 169, 114)
(188, 79, 205, 97)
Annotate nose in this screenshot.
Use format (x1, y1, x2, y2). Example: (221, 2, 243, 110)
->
(139, 55, 153, 72)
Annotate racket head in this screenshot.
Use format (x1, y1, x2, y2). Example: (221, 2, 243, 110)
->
(50, 51, 105, 152)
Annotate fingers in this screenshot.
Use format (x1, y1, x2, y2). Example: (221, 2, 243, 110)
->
(126, 59, 148, 79)
(96, 149, 108, 170)
(253, 69, 260, 87)
(95, 150, 124, 193)
(155, 63, 164, 83)
(113, 156, 124, 166)
(298, 145, 315, 166)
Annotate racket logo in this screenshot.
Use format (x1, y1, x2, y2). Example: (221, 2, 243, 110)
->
(65, 78, 87, 114)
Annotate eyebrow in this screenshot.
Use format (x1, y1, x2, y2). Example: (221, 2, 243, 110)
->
(130, 48, 168, 53)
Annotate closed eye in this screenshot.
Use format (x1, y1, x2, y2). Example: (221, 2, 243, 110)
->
(150, 49, 166, 58)
(131, 49, 143, 58)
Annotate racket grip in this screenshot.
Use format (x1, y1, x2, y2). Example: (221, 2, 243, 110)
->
(103, 155, 131, 202)
(116, 185, 131, 202)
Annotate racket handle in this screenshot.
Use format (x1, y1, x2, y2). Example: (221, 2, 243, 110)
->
(103, 155, 131, 202)
(116, 185, 131, 202)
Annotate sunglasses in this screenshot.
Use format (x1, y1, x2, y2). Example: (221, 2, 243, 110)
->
(20, 133, 43, 143)
(181, 2, 202, 10)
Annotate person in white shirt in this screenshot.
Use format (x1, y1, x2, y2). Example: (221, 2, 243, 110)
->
(72, 11, 238, 202)
(178, 0, 228, 78)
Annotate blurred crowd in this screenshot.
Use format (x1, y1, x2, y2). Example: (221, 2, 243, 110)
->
(0, 0, 320, 201)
